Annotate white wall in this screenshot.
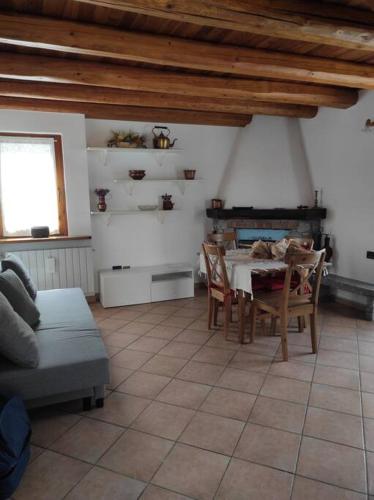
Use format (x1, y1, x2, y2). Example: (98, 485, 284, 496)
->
(86, 119, 237, 279)
(300, 92, 374, 283)
(0, 110, 91, 237)
(219, 116, 314, 208)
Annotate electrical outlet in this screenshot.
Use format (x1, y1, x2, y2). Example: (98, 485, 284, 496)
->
(367, 251, 374, 260)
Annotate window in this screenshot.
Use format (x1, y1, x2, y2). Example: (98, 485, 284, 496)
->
(0, 134, 67, 238)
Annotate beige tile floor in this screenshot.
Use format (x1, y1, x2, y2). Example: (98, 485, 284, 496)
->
(12, 293, 374, 500)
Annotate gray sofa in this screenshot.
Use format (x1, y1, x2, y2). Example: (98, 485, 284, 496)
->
(0, 287, 109, 410)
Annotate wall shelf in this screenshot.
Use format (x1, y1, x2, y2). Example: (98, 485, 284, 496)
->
(87, 147, 183, 166)
(91, 209, 180, 224)
(113, 178, 202, 195)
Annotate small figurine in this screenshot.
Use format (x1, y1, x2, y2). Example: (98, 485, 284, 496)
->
(161, 193, 174, 210)
(95, 188, 110, 212)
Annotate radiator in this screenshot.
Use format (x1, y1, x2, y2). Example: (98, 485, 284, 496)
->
(10, 247, 94, 296)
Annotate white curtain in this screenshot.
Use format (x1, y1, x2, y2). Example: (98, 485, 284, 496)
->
(0, 136, 60, 236)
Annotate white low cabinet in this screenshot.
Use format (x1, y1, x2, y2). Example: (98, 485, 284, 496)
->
(100, 263, 194, 308)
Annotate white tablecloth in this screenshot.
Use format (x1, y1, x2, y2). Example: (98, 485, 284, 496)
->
(199, 250, 287, 296)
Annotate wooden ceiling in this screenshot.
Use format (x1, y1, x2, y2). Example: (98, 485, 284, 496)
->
(0, 0, 373, 126)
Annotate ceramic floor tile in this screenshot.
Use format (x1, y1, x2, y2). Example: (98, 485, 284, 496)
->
(317, 349, 359, 370)
(313, 364, 360, 390)
(137, 313, 169, 325)
(65, 467, 146, 500)
(364, 418, 374, 451)
(88, 391, 151, 427)
(179, 411, 244, 455)
(268, 360, 314, 382)
(297, 436, 366, 493)
(304, 406, 364, 448)
(13, 450, 91, 500)
(174, 329, 213, 345)
(205, 333, 241, 351)
(111, 349, 154, 370)
(146, 325, 184, 340)
(107, 365, 134, 390)
(249, 396, 306, 434)
(361, 371, 374, 393)
(191, 346, 235, 366)
(234, 422, 301, 472)
(98, 318, 130, 334)
(367, 451, 374, 494)
(126, 337, 170, 354)
(104, 332, 139, 348)
(141, 354, 187, 377)
(117, 371, 171, 398)
(363, 392, 374, 418)
(50, 417, 124, 463)
(99, 429, 173, 481)
(161, 316, 194, 328)
(158, 342, 201, 360)
(309, 383, 362, 416)
(319, 336, 358, 353)
(359, 354, 374, 373)
(132, 401, 195, 440)
(200, 387, 256, 421)
(229, 351, 273, 373)
(141, 485, 192, 500)
(176, 361, 224, 385)
(156, 379, 211, 409)
(359, 340, 374, 357)
(260, 375, 310, 404)
(105, 345, 124, 358)
(111, 309, 143, 322)
(117, 321, 155, 336)
(216, 458, 293, 500)
(216, 367, 265, 394)
(291, 476, 366, 500)
(152, 443, 229, 500)
(30, 408, 81, 447)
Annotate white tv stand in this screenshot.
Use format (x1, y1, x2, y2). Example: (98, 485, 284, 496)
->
(99, 262, 194, 308)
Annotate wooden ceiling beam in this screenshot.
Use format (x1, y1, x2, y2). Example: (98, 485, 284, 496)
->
(74, 0, 374, 51)
(0, 80, 317, 118)
(0, 53, 357, 109)
(0, 12, 373, 90)
(0, 96, 251, 127)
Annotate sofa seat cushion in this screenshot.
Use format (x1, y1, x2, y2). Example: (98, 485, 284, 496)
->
(0, 288, 109, 401)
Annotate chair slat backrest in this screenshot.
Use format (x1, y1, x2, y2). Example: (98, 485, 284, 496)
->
(202, 242, 231, 294)
(286, 237, 314, 250)
(207, 232, 237, 250)
(281, 250, 326, 308)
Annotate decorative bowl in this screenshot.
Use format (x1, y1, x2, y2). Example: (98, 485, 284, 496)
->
(129, 170, 146, 180)
(137, 205, 158, 211)
(184, 169, 196, 180)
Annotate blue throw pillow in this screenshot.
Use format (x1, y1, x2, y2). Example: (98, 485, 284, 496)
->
(0, 270, 40, 327)
(1, 254, 37, 300)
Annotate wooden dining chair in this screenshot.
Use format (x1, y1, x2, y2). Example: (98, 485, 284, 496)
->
(207, 231, 237, 250)
(249, 250, 326, 361)
(202, 242, 236, 339)
(286, 237, 314, 250)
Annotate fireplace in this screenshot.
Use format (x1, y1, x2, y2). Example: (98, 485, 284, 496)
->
(206, 207, 327, 249)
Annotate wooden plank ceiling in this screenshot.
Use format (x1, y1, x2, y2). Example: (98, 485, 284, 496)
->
(0, 0, 373, 126)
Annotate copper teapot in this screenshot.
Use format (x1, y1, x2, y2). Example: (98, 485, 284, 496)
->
(153, 126, 178, 149)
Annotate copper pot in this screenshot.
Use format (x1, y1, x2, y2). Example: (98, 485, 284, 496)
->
(211, 198, 223, 209)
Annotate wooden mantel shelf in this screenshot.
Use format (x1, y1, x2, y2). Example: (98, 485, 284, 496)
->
(206, 208, 327, 220)
(0, 235, 91, 244)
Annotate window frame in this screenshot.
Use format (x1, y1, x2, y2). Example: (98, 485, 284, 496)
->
(0, 132, 68, 239)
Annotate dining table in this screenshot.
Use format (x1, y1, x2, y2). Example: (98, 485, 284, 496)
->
(199, 248, 289, 342)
